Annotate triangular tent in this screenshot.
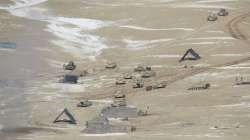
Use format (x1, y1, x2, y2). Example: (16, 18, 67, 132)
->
(53, 108, 77, 124)
(179, 48, 201, 62)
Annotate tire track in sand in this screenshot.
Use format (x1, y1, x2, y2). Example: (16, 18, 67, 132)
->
(164, 12, 250, 86)
(227, 12, 250, 40)
(79, 12, 250, 100)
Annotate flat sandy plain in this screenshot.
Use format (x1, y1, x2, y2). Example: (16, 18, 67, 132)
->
(1, 0, 250, 140)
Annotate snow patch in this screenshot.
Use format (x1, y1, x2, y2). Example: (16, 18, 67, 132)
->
(211, 53, 244, 57)
(50, 17, 112, 30)
(2, 0, 113, 60)
(206, 30, 224, 33)
(90, 99, 113, 104)
(213, 102, 250, 108)
(82, 133, 127, 137)
(186, 37, 235, 40)
(196, 0, 238, 3)
(45, 17, 113, 60)
(123, 38, 173, 49)
(44, 83, 85, 93)
(120, 25, 194, 31)
(217, 66, 250, 70)
(193, 63, 211, 67)
(169, 3, 233, 9)
(145, 54, 181, 58)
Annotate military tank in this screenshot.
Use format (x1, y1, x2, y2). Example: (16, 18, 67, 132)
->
(77, 100, 93, 107)
(134, 65, 151, 72)
(123, 73, 133, 79)
(114, 94, 126, 98)
(188, 83, 210, 90)
(133, 79, 144, 88)
(207, 14, 218, 21)
(141, 71, 156, 78)
(105, 61, 117, 69)
(146, 82, 166, 91)
(153, 82, 167, 89)
(137, 109, 148, 116)
(111, 93, 126, 107)
(218, 8, 228, 16)
(115, 78, 126, 85)
(63, 61, 76, 70)
(235, 76, 250, 85)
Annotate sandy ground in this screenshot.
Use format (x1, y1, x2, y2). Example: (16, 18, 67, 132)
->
(0, 0, 13, 6)
(1, 0, 250, 140)
(0, 2, 74, 139)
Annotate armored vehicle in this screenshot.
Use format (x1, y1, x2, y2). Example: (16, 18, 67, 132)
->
(114, 94, 126, 99)
(111, 94, 126, 107)
(77, 100, 92, 107)
(235, 77, 250, 85)
(123, 73, 133, 79)
(63, 61, 76, 70)
(153, 82, 167, 89)
(137, 109, 148, 116)
(146, 82, 166, 91)
(207, 14, 218, 21)
(116, 78, 126, 85)
(133, 79, 144, 88)
(188, 83, 210, 90)
(105, 61, 117, 69)
(141, 71, 156, 78)
(218, 8, 228, 16)
(134, 66, 151, 72)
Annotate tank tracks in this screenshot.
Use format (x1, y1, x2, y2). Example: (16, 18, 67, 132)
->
(83, 13, 250, 100)
(227, 12, 250, 40)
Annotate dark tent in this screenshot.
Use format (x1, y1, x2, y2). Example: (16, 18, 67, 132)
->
(62, 74, 78, 84)
(53, 108, 77, 124)
(179, 48, 201, 62)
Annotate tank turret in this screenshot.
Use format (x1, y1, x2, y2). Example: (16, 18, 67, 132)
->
(116, 78, 126, 85)
(77, 100, 93, 107)
(141, 71, 156, 78)
(105, 61, 117, 69)
(134, 65, 151, 72)
(207, 14, 218, 21)
(153, 82, 167, 89)
(111, 93, 126, 107)
(133, 79, 144, 88)
(218, 8, 228, 16)
(63, 61, 76, 70)
(123, 73, 133, 79)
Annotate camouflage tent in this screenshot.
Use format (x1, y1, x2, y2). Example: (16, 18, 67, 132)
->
(179, 48, 201, 62)
(53, 108, 76, 124)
